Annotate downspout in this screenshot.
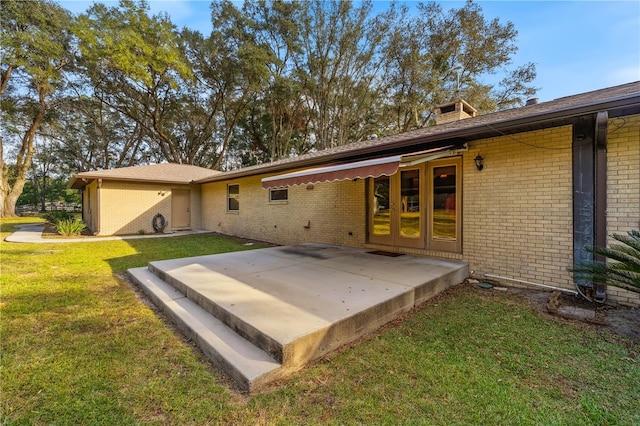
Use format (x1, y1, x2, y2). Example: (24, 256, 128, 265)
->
(94, 178, 102, 236)
(80, 187, 85, 224)
(592, 111, 608, 303)
(572, 112, 608, 303)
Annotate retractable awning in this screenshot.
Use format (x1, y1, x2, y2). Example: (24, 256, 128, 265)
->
(261, 145, 462, 189)
(261, 155, 402, 189)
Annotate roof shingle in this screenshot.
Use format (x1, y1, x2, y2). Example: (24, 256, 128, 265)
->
(69, 163, 220, 189)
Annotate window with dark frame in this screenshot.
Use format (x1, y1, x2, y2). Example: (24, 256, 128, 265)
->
(227, 184, 239, 211)
(269, 187, 288, 202)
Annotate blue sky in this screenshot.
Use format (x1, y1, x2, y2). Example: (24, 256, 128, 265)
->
(61, 0, 640, 102)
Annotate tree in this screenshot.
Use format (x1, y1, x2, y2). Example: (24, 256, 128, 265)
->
(238, 0, 310, 162)
(380, 1, 537, 132)
(297, 0, 387, 150)
(74, 0, 208, 166)
(0, 0, 74, 217)
(182, 0, 270, 169)
(46, 93, 154, 172)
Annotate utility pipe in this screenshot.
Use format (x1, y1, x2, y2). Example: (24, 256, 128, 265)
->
(483, 273, 578, 295)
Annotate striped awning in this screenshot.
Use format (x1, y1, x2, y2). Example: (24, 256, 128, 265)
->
(261, 145, 460, 189)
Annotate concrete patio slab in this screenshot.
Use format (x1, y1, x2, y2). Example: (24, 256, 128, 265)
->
(129, 243, 468, 392)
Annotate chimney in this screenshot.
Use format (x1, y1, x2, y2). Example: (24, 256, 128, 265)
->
(434, 99, 477, 125)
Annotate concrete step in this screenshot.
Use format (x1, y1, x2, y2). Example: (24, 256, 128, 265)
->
(147, 261, 289, 365)
(128, 267, 283, 392)
(144, 253, 418, 370)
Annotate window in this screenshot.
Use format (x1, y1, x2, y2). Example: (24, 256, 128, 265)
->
(227, 184, 239, 211)
(269, 188, 288, 202)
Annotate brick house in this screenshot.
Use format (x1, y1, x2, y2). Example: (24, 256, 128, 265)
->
(68, 163, 219, 235)
(69, 82, 640, 306)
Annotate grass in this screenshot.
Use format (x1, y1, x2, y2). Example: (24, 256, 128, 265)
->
(1, 217, 639, 425)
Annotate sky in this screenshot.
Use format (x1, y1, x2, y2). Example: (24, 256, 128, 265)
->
(60, 0, 640, 103)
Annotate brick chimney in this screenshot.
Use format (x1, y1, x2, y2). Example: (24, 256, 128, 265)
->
(434, 99, 477, 125)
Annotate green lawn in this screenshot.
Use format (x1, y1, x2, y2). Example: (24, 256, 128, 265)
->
(2, 217, 639, 425)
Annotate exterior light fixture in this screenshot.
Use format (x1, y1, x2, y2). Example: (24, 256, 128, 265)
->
(474, 154, 484, 171)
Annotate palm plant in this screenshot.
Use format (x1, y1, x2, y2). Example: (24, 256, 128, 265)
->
(571, 230, 640, 294)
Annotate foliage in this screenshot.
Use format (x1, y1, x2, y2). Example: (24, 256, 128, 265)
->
(0, 0, 74, 217)
(44, 95, 155, 172)
(42, 210, 74, 224)
(18, 179, 81, 210)
(15, 132, 81, 211)
(74, 0, 216, 167)
(571, 230, 640, 294)
(2, 0, 538, 210)
(0, 224, 637, 423)
(70, 0, 536, 169)
(379, 1, 537, 132)
(54, 216, 87, 236)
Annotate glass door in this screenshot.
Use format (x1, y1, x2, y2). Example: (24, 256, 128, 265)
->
(369, 175, 392, 245)
(397, 168, 423, 248)
(427, 158, 462, 252)
(368, 167, 424, 248)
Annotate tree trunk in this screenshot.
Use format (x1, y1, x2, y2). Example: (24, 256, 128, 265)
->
(0, 87, 47, 218)
(0, 138, 11, 217)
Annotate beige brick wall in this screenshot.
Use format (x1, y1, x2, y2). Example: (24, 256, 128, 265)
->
(463, 126, 575, 290)
(607, 114, 640, 236)
(200, 119, 639, 306)
(202, 175, 365, 246)
(96, 181, 202, 236)
(606, 113, 640, 306)
(203, 127, 575, 290)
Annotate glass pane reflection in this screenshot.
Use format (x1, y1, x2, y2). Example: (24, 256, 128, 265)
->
(433, 166, 456, 240)
(400, 169, 420, 238)
(372, 176, 390, 235)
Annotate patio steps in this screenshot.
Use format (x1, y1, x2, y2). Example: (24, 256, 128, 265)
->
(128, 268, 284, 391)
(128, 244, 468, 393)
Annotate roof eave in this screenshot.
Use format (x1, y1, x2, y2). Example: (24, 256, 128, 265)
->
(196, 91, 640, 185)
(68, 175, 197, 189)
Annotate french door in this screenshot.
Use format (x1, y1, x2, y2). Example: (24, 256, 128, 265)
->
(369, 166, 425, 249)
(427, 158, 462, 253)
(368, 157, 461, 253)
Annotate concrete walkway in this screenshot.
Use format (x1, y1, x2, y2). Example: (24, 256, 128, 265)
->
(129, 243, 469, 392)
(4, 223, 211, 243)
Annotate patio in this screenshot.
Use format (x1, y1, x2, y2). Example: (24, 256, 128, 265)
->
(128, 243, 468, 392)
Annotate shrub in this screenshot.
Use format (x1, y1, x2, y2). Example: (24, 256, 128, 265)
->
(570, 230, 640, 294)
(55, 217, 87, 237)
(43, 211, 73, 224)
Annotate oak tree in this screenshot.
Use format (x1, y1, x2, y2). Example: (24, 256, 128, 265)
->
(0, 0, 74, 217)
